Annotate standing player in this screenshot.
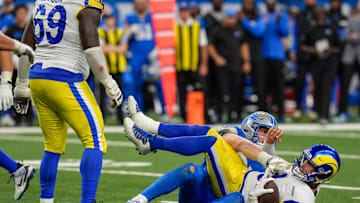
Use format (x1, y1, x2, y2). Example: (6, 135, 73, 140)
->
(13, 0, 122, 202)
(124, 98, 340, 202)
(120, 0, 165, 112)
(0, 32, 35, 200)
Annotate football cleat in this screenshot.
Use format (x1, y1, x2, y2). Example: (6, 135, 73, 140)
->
(124, 117, 155, 155)
(127, 95, 160, 134)
(10, 163, 35, 200)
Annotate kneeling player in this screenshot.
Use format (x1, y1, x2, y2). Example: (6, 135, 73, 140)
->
(124, 97, 340, 202)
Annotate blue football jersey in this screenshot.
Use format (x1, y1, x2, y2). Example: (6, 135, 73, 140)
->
(126, 12, 155, 55)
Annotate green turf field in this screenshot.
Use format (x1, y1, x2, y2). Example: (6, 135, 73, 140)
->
(0, 130, 359, 202)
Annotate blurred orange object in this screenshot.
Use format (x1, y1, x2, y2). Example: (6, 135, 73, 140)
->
(150, 0, 175, 13)
(160, 69, 177, 116)
(186, 91, 204, 125)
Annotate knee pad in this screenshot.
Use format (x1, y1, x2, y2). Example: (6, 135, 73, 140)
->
(181, 163, 205, 183)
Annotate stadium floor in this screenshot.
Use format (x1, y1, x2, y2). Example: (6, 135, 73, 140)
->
(0, 124, 359, 202)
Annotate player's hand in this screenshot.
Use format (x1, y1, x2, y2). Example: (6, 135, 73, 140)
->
(249, 178, 275, 203)
(265, 157, 289, 177)
(199, 64, 208, 77)
(266, 127, 283, 144)
(13, 40, 35, 64)
(103, 76, 123, 108)
(215, 56, 227, 67)
(14, 85, 31, 114)
(0, 83, 13, 111)
(242, 61, 251, 75)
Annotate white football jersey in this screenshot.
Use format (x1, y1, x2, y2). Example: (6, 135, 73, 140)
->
(32, 0, 103, 79)
(241, 171, 315, 203)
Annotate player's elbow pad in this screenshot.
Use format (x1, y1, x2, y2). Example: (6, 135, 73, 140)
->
(84, 46, 110, 84)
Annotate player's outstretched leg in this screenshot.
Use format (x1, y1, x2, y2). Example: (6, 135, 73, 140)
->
(80, 148, 103, 203)
(210, 192, 244, 203)
(40, 151, 60, 203)
(127, 163, 206, 203)
(0, 149, 36, 200)
(124, 118, 217, 156)
(127, 95, 211, 138)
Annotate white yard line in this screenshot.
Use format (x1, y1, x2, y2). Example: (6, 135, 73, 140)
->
(1, 123, 360, 134)
(352, 197, 360, 199)
(1, 134, 360, 160)
(52, 167, 360, 192)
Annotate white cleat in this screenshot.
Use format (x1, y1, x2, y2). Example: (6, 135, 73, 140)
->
(127, 95, 160, 134)
(123, 117, 154, 155)
(11, 163, 35, 200)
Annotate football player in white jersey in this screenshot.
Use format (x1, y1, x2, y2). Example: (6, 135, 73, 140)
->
(13, 0, 122, 202)
(123, 97, 340, 202)
(0, 32, 35, 200)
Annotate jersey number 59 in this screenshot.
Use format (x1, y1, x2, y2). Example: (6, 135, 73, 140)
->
(33, 4, 66, 45)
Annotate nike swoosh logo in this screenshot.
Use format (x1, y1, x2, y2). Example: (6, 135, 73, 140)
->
(17, 174, 25, 187)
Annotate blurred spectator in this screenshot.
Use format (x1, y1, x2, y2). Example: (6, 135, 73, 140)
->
(0, 0, 15, 31)
(239, 0, 266, 111)
(208, 9, 250, 122)
(2, 4, 33, 126)
(175, 2, 208, 122)
(203, 0, 224, 123)
(121, 0, 165, 114)
(301, 7, 340, 125)
(337, 8, 360, 122)
(98, 14, 127, 124)
(262, 0, 289, 122)
(328, 0, 348, 39)
(292, 0, 317, 120)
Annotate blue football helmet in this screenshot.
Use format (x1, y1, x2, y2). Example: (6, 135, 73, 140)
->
(291, 144, 341, 184)
(241, 111, 278, 144)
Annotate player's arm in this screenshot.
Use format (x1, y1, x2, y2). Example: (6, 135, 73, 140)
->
(13, 20, 36, 114)
(0, 31, 35, 63)
(222, 132, 289, 175)
(0, 51, 14, 111)
(119, 23, 130, 53)
(78, 8, 122, 107)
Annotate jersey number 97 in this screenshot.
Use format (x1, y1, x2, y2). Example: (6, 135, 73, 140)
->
(33, 4, 66, 45)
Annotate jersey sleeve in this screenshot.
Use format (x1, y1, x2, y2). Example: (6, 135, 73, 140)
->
(75, 0, 104, 20)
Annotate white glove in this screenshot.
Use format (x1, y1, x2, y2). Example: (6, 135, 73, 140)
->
(13, 40, 35, 64)
(13, 83, 31, 114)
(0, 83, 13, 111)
(264, 157, 289, 178)
(103, 76, 122, 108)
(249, 178, 275, 203)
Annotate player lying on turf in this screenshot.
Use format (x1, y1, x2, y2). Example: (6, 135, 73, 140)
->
(123, 97, 341, 202)
(0, 33, 36, 200)
(126, 96, 281, 202)
(13, 0, 122, 202)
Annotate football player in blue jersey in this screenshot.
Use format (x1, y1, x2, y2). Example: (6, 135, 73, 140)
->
(125, 96, 282, 203)
(124, 97, 340, 203)
(120, 0, 165, 114)
(0, 32, 35, 200)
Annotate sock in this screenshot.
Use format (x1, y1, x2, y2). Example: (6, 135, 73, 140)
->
(151, 136, 217, 155)
(40, 198, 54, 203)
(0, 149, 18, 173)
(130, 194, 148, 203)
(80, 148, 103, 203)
(158, 124, 211, 138)
(40, 151, 61, 199)
(142, 163, 205, 201)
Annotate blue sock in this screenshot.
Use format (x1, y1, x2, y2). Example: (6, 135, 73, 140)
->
(142, 163, 205, 201)
(158, 124, 211, 138)
(151, 136, 217, 155)
(0, 149, 18, 173)
(40, 151, 61, 198)
(80, 148, 103, 203)
(211, 192, 244, 203)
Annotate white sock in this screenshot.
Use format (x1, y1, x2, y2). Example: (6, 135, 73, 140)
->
(131, 194, 148, 203)
(134, 112, 160, 134)
(40, 198, 54, 203)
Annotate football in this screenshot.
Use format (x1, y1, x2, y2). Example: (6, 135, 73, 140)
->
(258, 180, 280, 203)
